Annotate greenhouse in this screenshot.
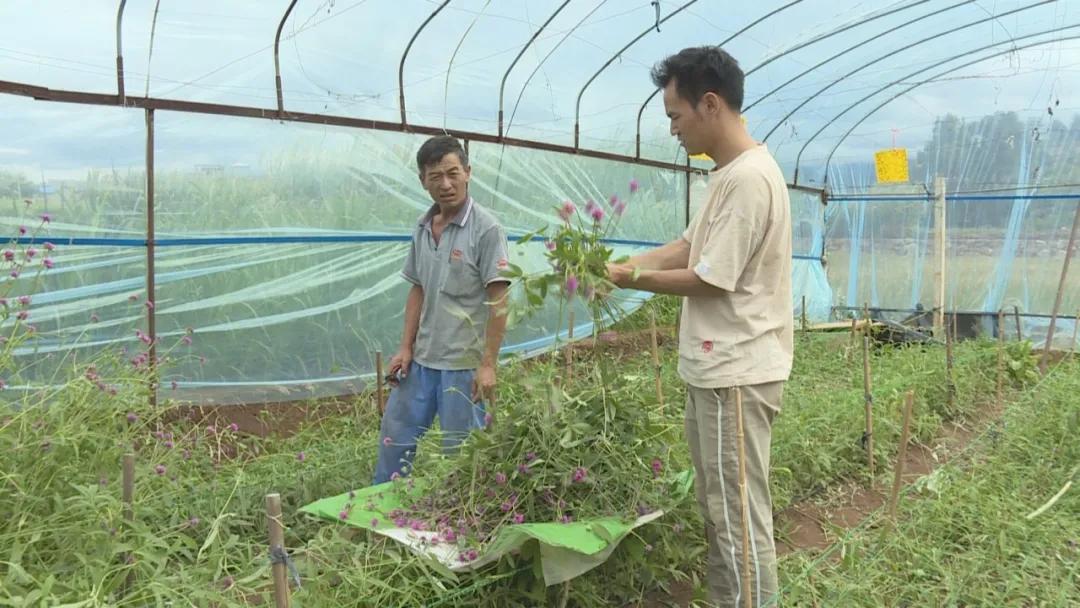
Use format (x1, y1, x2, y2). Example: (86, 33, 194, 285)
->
(1, 1, 1077, 606)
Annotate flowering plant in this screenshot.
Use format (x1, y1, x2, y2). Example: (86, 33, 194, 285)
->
(501, 179, 641, 328)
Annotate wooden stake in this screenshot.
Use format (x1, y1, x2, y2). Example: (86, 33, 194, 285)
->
(996, 310, 1006, 410)
(945, 312, 955, 412)
(1040, 199, 1080, 374)
(649, 307, 664, 413)
(800, 295, 808, 332)
(888, 391, 915, 520)
(933, 176, 947, 337)
(952, 310, 959, 343)
(122, 453, 135, 594)
(849, 316, 857, 358)
(375, 351, 385, 415)
(1014, 305, 1022, 342)
(734, 387, 752, 608)
(266, 493, 291, 608)
(862, 335, 875, 475)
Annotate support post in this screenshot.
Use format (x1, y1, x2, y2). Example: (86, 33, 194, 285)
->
(933, 176, 947, 337)
(1040, 199, 1080, 373)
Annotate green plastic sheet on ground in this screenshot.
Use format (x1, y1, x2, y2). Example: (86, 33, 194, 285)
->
(300, 470, 693, 586)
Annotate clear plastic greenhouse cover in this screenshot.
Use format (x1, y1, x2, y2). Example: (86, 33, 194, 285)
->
(1, 0, 1078, 404)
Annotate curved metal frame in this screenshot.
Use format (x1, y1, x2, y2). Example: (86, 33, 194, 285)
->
(743, 0, 974, 113)
(273, 0, 299, 115)
(115, 0, 127, 104)
(763, 0, 1054, 143)
(746, 0, 933, 77)
(498, 0, 571, 139)
(399, 0, 451, 127)
(633, 0, 805, 158)
(819, 28, 1080, 183)
(573, 0, 699, 149)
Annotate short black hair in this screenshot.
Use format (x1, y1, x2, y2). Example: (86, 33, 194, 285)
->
(650, 46, 744, 112)
(416, 135, 468, 175)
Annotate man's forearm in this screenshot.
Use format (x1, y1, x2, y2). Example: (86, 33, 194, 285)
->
(627, 268, 726, 297)
(400, 284, 423, 351)
(628, 238, 691, 271)
(481, 283, 509, 367)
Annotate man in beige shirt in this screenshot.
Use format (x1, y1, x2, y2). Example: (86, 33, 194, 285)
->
(607, 46, 792, 608)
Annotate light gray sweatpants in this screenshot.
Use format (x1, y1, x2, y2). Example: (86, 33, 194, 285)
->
(685, 382, 783, 608)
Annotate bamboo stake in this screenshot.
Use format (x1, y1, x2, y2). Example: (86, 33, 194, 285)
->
(649, 307, 664, 413)
(266, 493, 291, 608)
(849, 316, 857, 359)
(945, 311, 955, 412)
(564, 308, 575, 386)
(862, 334, 875, 475)
(1072, 308, 1079, 356)
(1014, 305, 1022, 342)
(1040, 199, 1080, 374)
(888, 391, 916, 519)
(375, 351, 385, 415)
(800, 295, 808, 332)
(122, 453, 135, 593)
(734, 387, 752, 608)
(996, 310, 1006, 409)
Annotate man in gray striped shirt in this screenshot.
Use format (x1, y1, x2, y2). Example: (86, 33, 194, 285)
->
(373, 135, 511, 485)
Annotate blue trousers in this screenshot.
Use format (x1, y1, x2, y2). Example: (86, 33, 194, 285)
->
(372, 362, 486, 484)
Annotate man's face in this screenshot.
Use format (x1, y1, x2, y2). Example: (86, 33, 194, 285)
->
(420, 153, 470, 207)
(663, 80, 708, 156)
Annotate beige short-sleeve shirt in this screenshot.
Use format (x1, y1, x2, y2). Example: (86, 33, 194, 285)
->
(678, 145, 793, 388)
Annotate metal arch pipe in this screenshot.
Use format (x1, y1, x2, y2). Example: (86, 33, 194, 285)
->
(763, 0, 1055, 144)
(274, 0, 299, 115)
(116, 0, 128, 104)
(633, 0, 805, 158)
(746, 0, 934, 77)
(400, 0, 451, 128)
(498, 0, 571, 139)
(743, 0, 974, 113)
(573, 0, 699, 150)
(819, 28, 1080, 182)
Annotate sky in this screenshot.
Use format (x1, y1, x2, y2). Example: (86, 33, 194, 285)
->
(2, 0, 1079, 185)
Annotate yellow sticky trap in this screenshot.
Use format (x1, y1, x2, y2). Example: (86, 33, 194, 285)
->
(874, 148, 910, 183)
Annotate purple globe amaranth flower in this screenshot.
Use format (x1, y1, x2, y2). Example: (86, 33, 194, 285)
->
(40, 213, 51, 223)
(590, 206, 605, 222)
(559, 514, 574, 524)
(43, 242, 55, 251)
(585, 199, 597, 214)
(154, 464, 166, 476)
(494, 471, 507, 485)
(651, 458, 663, 477)
(613, 199, 627, 216)
(181, 335, 192, 345)
(296, 451, 306, 462)
(18, 226, 26, 235)
(545, 239, 556, 251)
(42, 258, 54, 269)
(24, 247, 36, 259)
(338, 510, 349, 520)
(3, 250, 13, 261)
(525, 451, 536, 462)
(500, 501, 513, 512)
(517, 463, 530, 476)
(228, 423, 239, 433)
(17, 295, 30, 306)
(571, 467, 587, 483)
(484, 412, 493, 428)
(10, 270, 19, 279)
(565, 275, 579, 296)
(512, 513, 525, 524)
(370, 518, 379, 527)
(629, 178, 640, 194)
(557, 201, 576, 221)
(383, 436, 392, 446)
(188, 516, 200, 527)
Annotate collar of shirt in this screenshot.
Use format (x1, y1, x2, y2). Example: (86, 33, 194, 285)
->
(419, 196, 474, 230)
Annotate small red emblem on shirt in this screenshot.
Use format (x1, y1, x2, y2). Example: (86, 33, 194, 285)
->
(450, 248, 464, 261)
(702, 340, 713, 354)
(496, 258, 508, 269)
